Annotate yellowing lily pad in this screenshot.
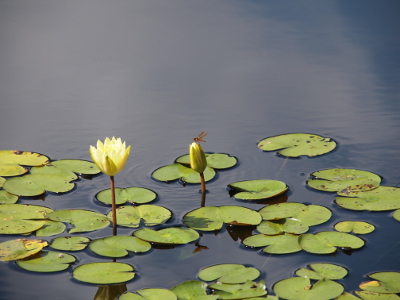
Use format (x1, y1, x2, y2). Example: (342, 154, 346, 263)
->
(16, 251, 76, 272)
(198, 264, 260, 284)
(295, 263, 348, 280)
(0, 239, 48, 261)
(73, 262, 135, 284)
(96, 187, 157, 205)
(359, 272, 400, 294)
(133, 227, 199, 244)
(170, 280, 218, 300)
(257, 133, 337, 157)
(119, 289, 177, 300)
(176, 153, 237, 169)
(227, 180, 288, 201)
(50, 236, 90, 251)
(334, 221, 375, 234)
(152, 163, 216, 183)
(89, 236, 151, 258)
(0, 150, 49, 176)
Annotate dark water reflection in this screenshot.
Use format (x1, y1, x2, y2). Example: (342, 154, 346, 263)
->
(1, 1, 399, 299)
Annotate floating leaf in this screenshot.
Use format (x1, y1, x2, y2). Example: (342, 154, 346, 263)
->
(45, 159, 100, 174)
(16, 251, 76, 272)
(0, 150, 49, 176)
(0, 204, 53, 234)
(307, 169, 381, 193)
(50, 236, 90, 251)
(273, 277, 344, 300)
(355, 291, 400, 299)
(90, 236, 151, 258)
(334, 221, 375, 234)
(133, 227, 199, 244)
(243, 233, 302, 254)
(336, 292, 362, 300)
(359, 272, 400, 294)
(176, 153, 237, 169)
(0, 190, 19, 204)
(335, 186, 400, 211)
(73, 262, 135, 284)
(3, 173, 75, 196)
(170, 280, 218, 300)
(96, 187, 157, 205)
(295, 263, 348, 280)
(152, 164, 215, 183)
(257, 133, 337, 157)
(393, 209, 400, 222)
(0, 239, 48, 261)
(47, 209, 109, 233)
(299, 231, 365, 254)
(227, 180, 288, 200)
(209, 280, 268, 299)
(119, 289, 177, 300)
(198, 264, 260, 284)
(257, 218, 309, 235)
(183, 206, 262, 231)
(0, 177, 5, 187)
(35, 220, 66, 237)
(107, 205, 172, 228)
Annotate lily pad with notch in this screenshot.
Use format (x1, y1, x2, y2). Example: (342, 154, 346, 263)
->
(50, 236, 90, 251)
(152, 164, 216, 183)
(133, 227, 199, 245)
(359, 272, 400, 294)
(0, 239, 48, 261)
(73, 262, 135, 284)
(227, 180, 288, 201)
(16, 251, 76, 272)
(243, 233, 302, 254)
(209, 280, 268, 299)
(295, 263, 348, 280)
(198, 264, 260, 284)
(334, 221, 375, 234)
(96, 187, 157, 206)
(0, 150, 49, 177)
(119, 289, 177, 300)
(257, 133, 337, 157)
(89, 235, 151, 258)
(170, 280, 218, 300)
(35, 220, 67, 237)
(176, 153, 237, 169)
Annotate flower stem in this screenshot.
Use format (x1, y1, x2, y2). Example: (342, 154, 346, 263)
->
(199, 172, 206, 193)
(110, 175, 117, 236)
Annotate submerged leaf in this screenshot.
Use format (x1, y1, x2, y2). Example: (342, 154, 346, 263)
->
(228, 180, 288, 200)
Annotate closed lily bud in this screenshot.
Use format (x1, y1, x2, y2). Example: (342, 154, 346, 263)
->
(189, 142, 207, 173)
(89, 137, 131, 176)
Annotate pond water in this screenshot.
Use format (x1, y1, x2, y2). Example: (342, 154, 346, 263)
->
(1, 1, 400, 299)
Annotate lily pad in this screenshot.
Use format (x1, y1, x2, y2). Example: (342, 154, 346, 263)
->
(243, 233, 302, 254)
(73, 262, 135, 284)
(50, 236, 90, 251)
(152, 164, 216, 183)
(209, 280, 268, 299)
(107, 205, 172, 228)
(0, 204, 53, 234)
(227, 180, 288, 200)
(33, 159, 100, 175)
(299, 231, 365, 254)
(96, 187, 157, 205)
(393, 209, 400, 222)
(307, 169, 381, 193)
(0, 239, 48, 261)
(334, 221, 375, 234)
(0, 177, 6, 187)
(90, 236, 151, 258)
(335, 186, 400, 211)
(359, 272, 400, 294)
(47, 209, 110, 233)
(170, 280, 218, 300)
(257, 133, 337, 157)
(0, 190, 19, 204)
(183, 206, 262, 231)
(257, 218, 309, 235)
(355, 291, 400, 299)
(133, 227, 199, 244)
(3, 173, 75, 196)
(16, 251, 76, 272)
(295, 263, 348, 280)
(0, 150, 49, 176)
(198, 264, 260, 284)
(176, 153, 237, 169)
(119, 289, 177, 300)
(35, 220, 67, 237)
(273, 277, 344, 300)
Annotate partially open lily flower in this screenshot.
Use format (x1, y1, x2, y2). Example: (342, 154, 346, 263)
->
(89, 137, 131, 176)
(189, 142, 207, 174)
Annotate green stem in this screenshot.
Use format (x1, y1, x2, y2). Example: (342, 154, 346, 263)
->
(200, 172, 206, 193)
(110, 175, 117, 236)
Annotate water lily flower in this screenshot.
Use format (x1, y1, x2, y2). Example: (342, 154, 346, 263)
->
(189, 142, 207, 174)
(89, 137, 131, 176)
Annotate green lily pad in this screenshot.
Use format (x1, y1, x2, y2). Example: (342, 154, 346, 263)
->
(176, 153, 237, 169)
(307, 169, 381, 193)
(0, 177, 5, 187)
(257, 133, 337, 157)
(152, 164, 216, 183)
(50, 236, 90, 251)
(336, 292, 362, 300)
(256, 218, 309, 235)
(0, 190, 19, 204)
(35, 220, 66, 237)
(183, 206, 262, 231)
(0, 204, 53, 234)
(334, 221, 375, 234)
(355, 291, 400, 299)
(393, 209, 400, 222)
(227, 180, 288, 200)
(335, 186, 400, 211)
(47, 209, 110, 233)
(38, 159, 100, 175)
(96, 187, 157, 205)
(107, 205, 172, 228)
(295, 263, 348, 280)
(133, 227, 199, 244)
(90, 236, 151, 258)
(273, 277, 344, 300)
(209, 280, 268, 299)
(170, 280, 218, 300)
(16, 251, 76, 272)
(243, 233, 302, 254)
(3, 173, 75, 196)
(0, 239, 48, 261)
(359, 272, 400, 294)
(119, 289, 177, 300)
(198, 264, 260, 284)
(299, 231, 365, 254)
(73, 262, 135, 284)
(0, 150, 49, 176)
